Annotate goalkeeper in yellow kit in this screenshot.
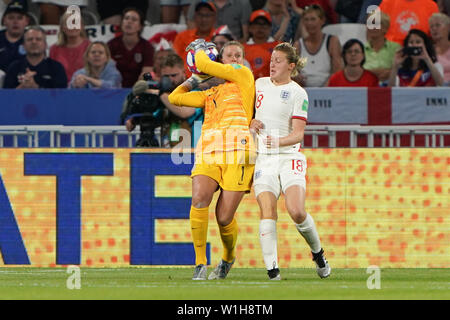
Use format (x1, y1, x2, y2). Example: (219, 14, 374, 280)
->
(169, 39, 255, 280)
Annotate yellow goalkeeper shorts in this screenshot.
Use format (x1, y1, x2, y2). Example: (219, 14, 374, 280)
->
(191, 151, 255, 192)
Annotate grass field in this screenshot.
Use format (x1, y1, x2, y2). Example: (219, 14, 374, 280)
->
(0, 267, 448, 300)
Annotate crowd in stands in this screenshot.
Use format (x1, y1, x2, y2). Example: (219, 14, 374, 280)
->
(0, 0, 448, 145)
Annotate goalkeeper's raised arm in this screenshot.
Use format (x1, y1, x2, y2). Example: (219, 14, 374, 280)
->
(169, 40, 255, 121)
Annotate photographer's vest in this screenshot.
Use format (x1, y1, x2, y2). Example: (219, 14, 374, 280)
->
(198, 81, 255, 154)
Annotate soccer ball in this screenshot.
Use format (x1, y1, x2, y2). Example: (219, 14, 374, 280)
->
(186, 47, 219, 75)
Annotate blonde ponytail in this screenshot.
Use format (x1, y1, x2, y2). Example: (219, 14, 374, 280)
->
(273, 42, 307, 77)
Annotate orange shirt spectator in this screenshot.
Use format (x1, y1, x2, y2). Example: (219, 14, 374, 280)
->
(244, 10, 280, 79)
(379, 0, 439, 45)
(173, 1, 217, 77)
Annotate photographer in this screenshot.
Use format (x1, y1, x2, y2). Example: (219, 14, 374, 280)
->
(121, 53, 202, 147)
(388, 29, 444, 87)
(120, 73, 166, 147)
(158, 53, 204, 148)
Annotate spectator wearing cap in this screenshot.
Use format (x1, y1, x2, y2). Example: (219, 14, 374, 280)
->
(0, 1, 30, 73)
(173, 1, 217, 76)
(4, 26, 67, 88)
(187, 0, 252, 42)
(244, 10, 281, 79)
(108, 7, 155, 88)
(31, 0, 88, 25)
(49, 11, 90, 85)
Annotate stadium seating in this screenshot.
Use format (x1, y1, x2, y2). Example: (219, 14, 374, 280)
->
(322, 23, 367, 46)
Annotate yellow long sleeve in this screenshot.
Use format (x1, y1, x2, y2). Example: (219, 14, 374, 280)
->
(168, 84, 206, 108)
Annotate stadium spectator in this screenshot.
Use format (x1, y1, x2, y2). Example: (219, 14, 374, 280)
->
(173, 1, 217, 76)
(379, 0, 439, 45)
(264, 0, 301, 42)
(150, 39, 175, 82)
(327, 38, 379, 87)
(96, 0, 148, 26)
(187, 0, 252, 42)
(0, 1, 30, 73)
(70, 41, 122, 89)
(3, 26, 67, 88)
(32, 0, 87, 25)
(158, 53, 203, 147)
(160, 0, 190, 24)
(429, 13, 450, 86)
(363, 10, 401, 83)
(49, 11, 90, 85)
(212, 25, 235, 52)
(108, 7, 154, 88)
(388, 29, 444, 87)
(296, 4, 342, 87)
(289, 0, 338, 24)
(244, 9, 281, 79)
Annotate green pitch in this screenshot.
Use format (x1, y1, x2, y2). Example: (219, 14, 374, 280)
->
(0, 268, 448, 300)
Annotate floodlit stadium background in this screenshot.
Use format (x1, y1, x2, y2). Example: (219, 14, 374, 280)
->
(0, 148, 448, 268)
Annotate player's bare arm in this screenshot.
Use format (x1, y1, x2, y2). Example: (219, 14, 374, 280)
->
(265, 118, 306, 148)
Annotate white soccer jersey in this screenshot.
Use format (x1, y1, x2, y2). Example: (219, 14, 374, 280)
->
(254, 77, 308, 155)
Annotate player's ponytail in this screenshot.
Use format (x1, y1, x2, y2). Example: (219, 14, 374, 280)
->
(273, 42, 307, 77)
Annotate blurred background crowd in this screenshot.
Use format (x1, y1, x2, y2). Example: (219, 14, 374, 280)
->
(0, 0, 448, 147)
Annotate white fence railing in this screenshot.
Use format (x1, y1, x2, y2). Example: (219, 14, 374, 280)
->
(0, 125, 449, 148)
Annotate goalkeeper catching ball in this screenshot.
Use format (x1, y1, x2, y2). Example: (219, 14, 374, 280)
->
(169, 39, 255, 280)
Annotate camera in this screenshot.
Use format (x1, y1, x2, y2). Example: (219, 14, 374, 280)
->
(143, 72, 174, 92)
(403, 46, 422, 56)
(120, 74, 169, 147)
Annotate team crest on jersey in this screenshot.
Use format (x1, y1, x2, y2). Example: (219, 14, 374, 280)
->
(280, 90, 290, 102)
(134, 53, 143, 63)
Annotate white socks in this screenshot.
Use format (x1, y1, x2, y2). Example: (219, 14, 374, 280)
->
(259, 214, 322, 271)
(295, 213, 322, 254)
(259, 219, 278, 271)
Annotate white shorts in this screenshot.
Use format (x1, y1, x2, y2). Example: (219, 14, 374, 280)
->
(253, 153, 307, 199)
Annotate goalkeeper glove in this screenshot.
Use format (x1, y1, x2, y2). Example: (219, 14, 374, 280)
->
(186, 38, 208, 53)
(186, 39, 217, 54)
